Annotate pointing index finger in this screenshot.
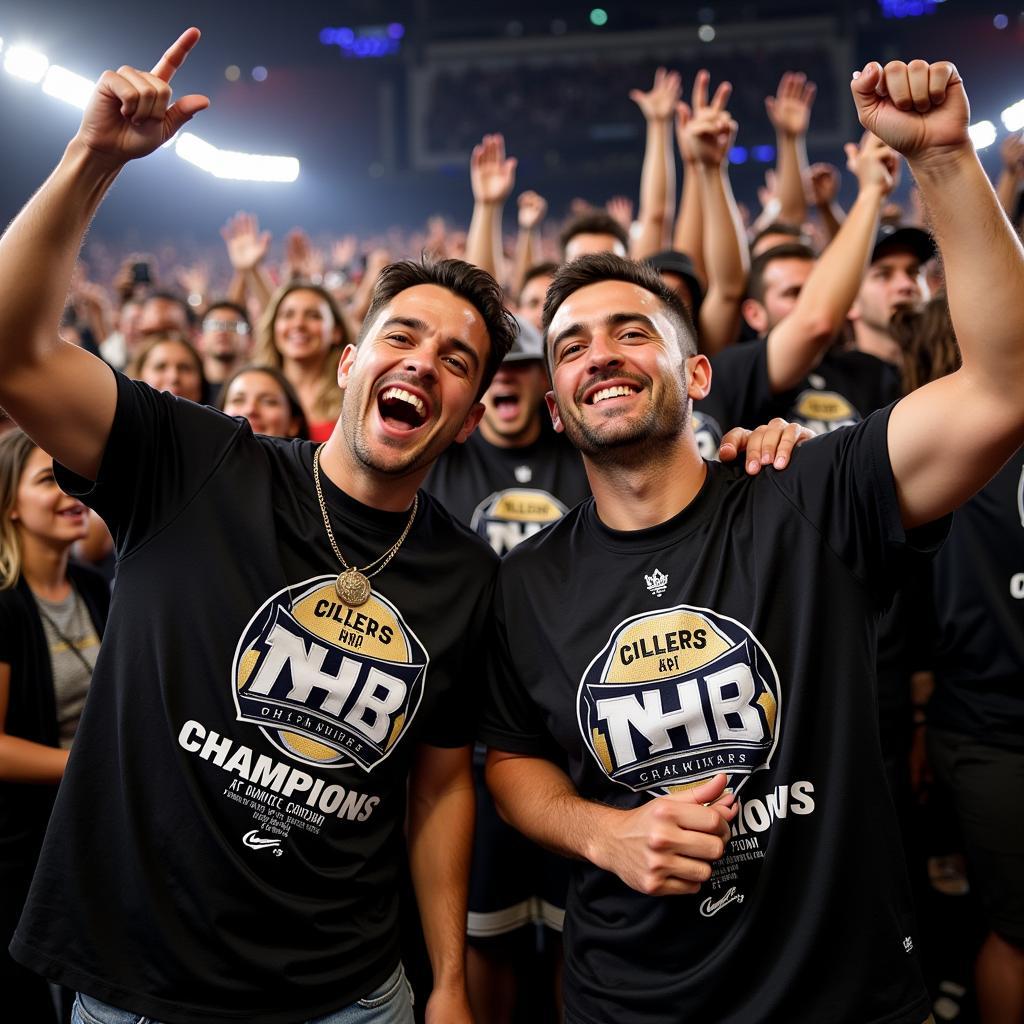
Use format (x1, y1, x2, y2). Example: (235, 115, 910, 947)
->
(151, 27, 201, 82)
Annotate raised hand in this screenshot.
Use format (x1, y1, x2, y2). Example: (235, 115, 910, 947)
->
(605, 195, 633, 231)
(850, 60, 968, 162)
(681, 70, 736, 168)
(806, 162, 840, 206)
(630, 66, 682, 123)
(470, 133, 517, 205)
(221, 212, 271, 272)
(175, 261, 209, 299)
(843, 130, 900, 196)
(74, 28, 209, 166)
(330, 235, 357, 269)
(284, 228, 323, 281)
(765, 71, 817, 137)
(518, 191, 548, 231)
(1002, 131, 1024, 178)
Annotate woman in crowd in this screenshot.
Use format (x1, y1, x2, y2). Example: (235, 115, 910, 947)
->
(126, 334, 207, 403)
(0, 429, 109, 1022)
(217, 364, 310, 440)
(253, 282, 349, 442)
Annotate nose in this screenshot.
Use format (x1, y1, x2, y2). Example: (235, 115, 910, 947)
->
(402, 342, 440, 384)
(586, 331, 624, 374)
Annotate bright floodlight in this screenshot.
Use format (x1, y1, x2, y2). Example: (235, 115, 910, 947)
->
(42, 66, 94, 109)
(968, 121, 997, 150)
(1001, 99, 1024, 133)
(175, 132, 300, 183)
(4, 45, 49, 83)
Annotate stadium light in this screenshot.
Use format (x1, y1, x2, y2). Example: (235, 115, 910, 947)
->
(4, 44, 49, 83)
(42, 65, 93, 109)
(968, 120, 997, 150)
(175, 132, 300, 183)
(1001, 99, 1024, 133)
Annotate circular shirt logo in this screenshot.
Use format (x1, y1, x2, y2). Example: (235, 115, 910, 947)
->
(578, 605, 781, 796)
(471, 488, 568, 555)
(791, 389, 859, 435)
(232, 577, 428, 772)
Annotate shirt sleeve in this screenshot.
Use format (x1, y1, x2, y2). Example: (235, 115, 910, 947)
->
(698, 338, 783, 431)
(765, 402, 950, 607)
(478, 568, 559, 757)
(53, 370, 246, 559)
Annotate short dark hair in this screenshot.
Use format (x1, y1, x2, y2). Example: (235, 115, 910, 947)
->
(357, 258, 518, 397)
(145, 289, 197, 327)
(559, 213, 629, 257)
(203, 299, 251, 329)
(746, 243, 816, 304)
(541, 254, 697, 373)
(521, 261, 560, 295)
(750, 222, 808, 253)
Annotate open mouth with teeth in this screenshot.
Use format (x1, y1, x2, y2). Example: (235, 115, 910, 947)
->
(586, 384, 641, 406)
(377, 386, 428, 431)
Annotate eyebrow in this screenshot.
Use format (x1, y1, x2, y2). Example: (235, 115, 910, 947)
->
(380, 317, 481, 371)
(550, 311, 661, 352)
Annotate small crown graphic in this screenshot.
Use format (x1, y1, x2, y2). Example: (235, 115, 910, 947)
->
(644, 568, 669, 597)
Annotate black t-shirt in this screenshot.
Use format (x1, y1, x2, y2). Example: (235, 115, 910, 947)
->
(695, 337, 902, 443)
(481, 407, 943, 1024)
(928, 447, 1024, 750)
(11, 372, 496, 1024)
(425, 426, 590, 556)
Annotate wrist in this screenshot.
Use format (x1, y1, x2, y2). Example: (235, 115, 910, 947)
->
(62, 137, 126, 186)
(583, 802, 621, 870)
(908, 142, 977, 183)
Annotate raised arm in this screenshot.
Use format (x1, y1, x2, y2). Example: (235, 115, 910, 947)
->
(221, 211, 273, 315)
(765, 131, 896, 392)
(682, 75, 748, 355)
(630, 67, 680, 260)
(0, 28, 208, 480)
(765, 72, 816, 228)
(465, 133, 516, 283)
(996, 131, 1024, 220)
(807, 162, 846, 243)
(852, 60, 1024, 526)
(509, 190, 547, 299)
(672, 97, 706, 283)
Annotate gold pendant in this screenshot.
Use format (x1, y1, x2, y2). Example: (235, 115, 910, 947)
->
(336, 568, 372, 607)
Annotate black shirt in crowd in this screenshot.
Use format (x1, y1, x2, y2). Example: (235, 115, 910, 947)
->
(425, 424, 590, 555)
(11, 371, 496, 1024)
(481, 407, 944, 1024)
(929, 447, 1024, 750)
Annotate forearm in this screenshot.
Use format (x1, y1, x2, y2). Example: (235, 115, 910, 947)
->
(510, 226, 538, 299)
(226, 270, 247, 307)
(465, 201, 503, 281)
(0, 735, 69, 784)
(673, 163, 706, 282)
(774, 132, 809, 226)
(408, 752, 474, 993)
(486, 751, 617, 868)
(995, 169, 1023, 219)
(912, 146, 1024, 395)
(245, 266, 274, 316)
(0, 140, 121, 373)
(816, 200, 846, 243)
(767, 182, 884, 390)
(697, 163, 749, 354)
(633, 119, 675, 260)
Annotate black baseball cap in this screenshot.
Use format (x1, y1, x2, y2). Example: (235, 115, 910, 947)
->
(871, 224, 936, 265)
(645, 250, 705, 314)
(502, 316, 545, 364)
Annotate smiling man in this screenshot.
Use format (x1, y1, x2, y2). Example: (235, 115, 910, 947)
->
(482, 59, 1024, 1024)
(0, 29, 517, 1024)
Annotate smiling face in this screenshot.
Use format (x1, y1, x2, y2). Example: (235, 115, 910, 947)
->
(137, 339, 203, 402)
(11, 447, 89, 550)
(337, 283, 491, 477)
(222, 370, 300, 438)
(273, 288, 339, 364)
(479, 360, 549, 448)
(546, 279, 708, 464)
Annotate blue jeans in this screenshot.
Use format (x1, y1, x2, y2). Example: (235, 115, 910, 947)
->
(71, 963, 414, 1024)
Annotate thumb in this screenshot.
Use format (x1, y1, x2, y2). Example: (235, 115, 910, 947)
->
(629, 89, 645, 106)
(165, 93, 209, 134)
(676, 772, 729, 805)
(843, 142, 859, 170)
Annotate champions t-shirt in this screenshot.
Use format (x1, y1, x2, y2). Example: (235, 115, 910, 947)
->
(481, 407, 942, 1024)
(928, 447, 1024, 751)
(424, 425, 590, 555)
(11, 372, 496, 1024)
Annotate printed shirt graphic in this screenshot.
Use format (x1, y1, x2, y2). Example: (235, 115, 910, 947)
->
(481, 408, 942, 1024)
(11, 373, 496, 1024)
(425, 423, 590, 555)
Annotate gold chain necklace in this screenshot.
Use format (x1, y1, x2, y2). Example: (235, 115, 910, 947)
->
(312, 443, 419, 607)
